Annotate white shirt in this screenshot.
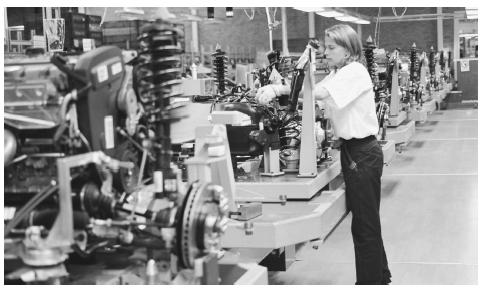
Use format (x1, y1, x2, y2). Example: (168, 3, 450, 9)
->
(316, 62, 379, 140)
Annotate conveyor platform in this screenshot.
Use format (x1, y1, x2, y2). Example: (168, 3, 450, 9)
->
(408, 98, 437, 122)
(64, 251, 268, 285)
(222, 187, 346, 249)
(385, 120, 415, 144)
(388, 110, 407, 127)
(380, 139, 396, 164)
(235, 153, 341, 202)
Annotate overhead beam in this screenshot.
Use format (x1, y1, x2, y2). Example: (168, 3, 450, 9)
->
(377, 13, 455, 22)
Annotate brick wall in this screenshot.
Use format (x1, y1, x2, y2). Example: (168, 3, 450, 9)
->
(81, 7, 464, 58)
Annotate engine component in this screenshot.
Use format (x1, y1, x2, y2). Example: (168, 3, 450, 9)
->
(211, 45, 228, 95)
(65, 46, 126, 152)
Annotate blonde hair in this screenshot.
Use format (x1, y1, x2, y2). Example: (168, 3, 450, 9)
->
(325, 24, 363, 63)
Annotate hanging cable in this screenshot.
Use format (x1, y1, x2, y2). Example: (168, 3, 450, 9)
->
(374, 8, 382, 48)
(392, 7, 407, 17)
(99, 7, 108, 27)
(243, 8, 255, 20)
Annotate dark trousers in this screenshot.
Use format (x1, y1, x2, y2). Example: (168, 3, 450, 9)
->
(340, 136, 391, 285)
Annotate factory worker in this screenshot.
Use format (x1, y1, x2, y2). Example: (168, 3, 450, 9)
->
(256, 24, 391, 285)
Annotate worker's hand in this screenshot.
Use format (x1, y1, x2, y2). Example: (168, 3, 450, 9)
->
(255, 85, 277, 105)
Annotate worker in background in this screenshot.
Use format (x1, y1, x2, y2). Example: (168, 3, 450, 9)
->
(255, 24, 391, 285)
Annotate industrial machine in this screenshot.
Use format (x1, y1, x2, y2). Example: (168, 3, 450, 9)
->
(208, 41, 333, 181)
(4, 21, 266, 285)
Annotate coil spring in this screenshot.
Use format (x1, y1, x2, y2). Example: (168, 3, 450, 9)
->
(410, 43, 418, 82)
(439, 50, 444, 67)
(211, 46, 228, 95)
(364, 39, 377, 82)
(136, 22, 183, 171)
(279, 118, 302, 151)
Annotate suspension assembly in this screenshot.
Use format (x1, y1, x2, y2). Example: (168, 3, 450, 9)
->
(211, 45, 228, 95)
(409, 43, 419, 83)
(364, 36, 377, 83)
(135, 22, 183, 191)
(429, 46, 436, 88)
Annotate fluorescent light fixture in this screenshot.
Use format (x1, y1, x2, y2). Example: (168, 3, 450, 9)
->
(115, 7, 145, 15)
(459, 33, 478, 37)
(317, 11, 344, 17)
(465, 7, 478, 18)
(353, 19, 370, 24)
(466, 10, 478, 19)
(335, 15, 359, 22)
(8, 25, 25, 30)
(293, 7, 326, 13)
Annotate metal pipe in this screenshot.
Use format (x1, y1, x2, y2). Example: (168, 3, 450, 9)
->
(266, 7, 273, 51)
(281, 7, 289, 55)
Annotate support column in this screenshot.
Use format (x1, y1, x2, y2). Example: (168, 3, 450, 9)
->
(191, 9, 199, 56)
(453, 10, 464, 81)
(266, 7, 273, 51)
(281, 7, 289, 55)
(5, 7, 10, 52)
(437, 7, 443, 51)
(308, 12, 315, 38)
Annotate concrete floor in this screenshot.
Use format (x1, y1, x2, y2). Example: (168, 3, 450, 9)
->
(270, 108, 478, 285)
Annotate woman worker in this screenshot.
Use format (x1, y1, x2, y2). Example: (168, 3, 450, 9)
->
(256, 24, 392, 285)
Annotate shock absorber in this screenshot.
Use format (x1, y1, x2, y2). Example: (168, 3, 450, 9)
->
(136, 22, 183, 193)
(409, 43, 419, 104)
(364, 36, 377, 84)
(211, 45, 228, 95)
(429, 46, 436, 88)
(409, 43, 419, 83)
(439, 50, 445, 72)
(429, 46, 435, 76)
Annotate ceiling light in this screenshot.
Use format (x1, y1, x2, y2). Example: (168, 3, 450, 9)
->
(115, 7, 145, 16)
(293, 7, 326, 13)
(459, 33, 478, 37)
(353, 19, 370, 24)
(317, 11, 344, 17)
(335, 16, 359, 22)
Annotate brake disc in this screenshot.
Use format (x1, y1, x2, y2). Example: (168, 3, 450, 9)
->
(175, 181, 229, 269)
